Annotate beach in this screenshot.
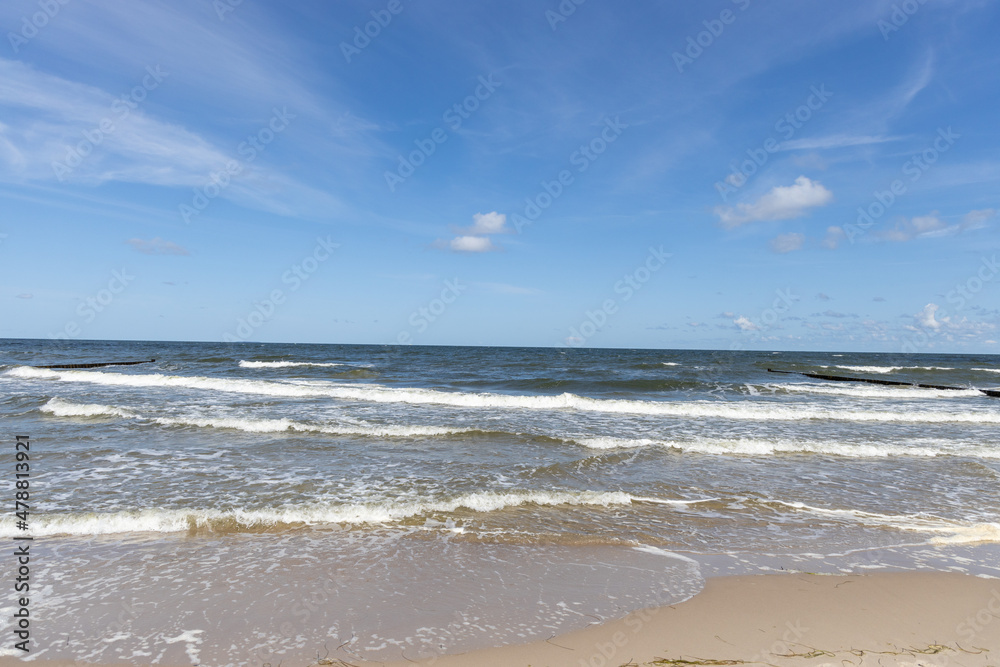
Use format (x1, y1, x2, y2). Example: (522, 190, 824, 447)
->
(370, 572, 1000, 667)
(4, 572, 997, 667)
(1, 340, 998, 664)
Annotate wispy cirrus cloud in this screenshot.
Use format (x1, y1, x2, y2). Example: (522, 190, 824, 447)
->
(876, 208, 994, 242)
(0, 58, 345, 219)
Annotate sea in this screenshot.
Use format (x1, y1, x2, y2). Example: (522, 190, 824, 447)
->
(1, 339, 998, 665)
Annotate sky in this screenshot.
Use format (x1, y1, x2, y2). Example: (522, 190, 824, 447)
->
(1, 0, 999, 352)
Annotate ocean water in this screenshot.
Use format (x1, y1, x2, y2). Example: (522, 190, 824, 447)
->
(1, 339, 999, 664)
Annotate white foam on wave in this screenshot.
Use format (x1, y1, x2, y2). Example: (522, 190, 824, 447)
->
(573, 436, 998, 458)
(0, 489, 638, 537)
(778, 383, 981, 399)
(154, 415, 475, 438)
(973, 367, 1000, 374)
(10, 366, 1000, 424)
(771, 500, 1000, 545)
(825, 365, 899, 373)
(40, 397, 134, 418)
(239, 360, 346, 369)
(40, 396, 475, 439)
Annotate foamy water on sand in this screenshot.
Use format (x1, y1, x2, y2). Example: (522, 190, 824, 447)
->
(1, 340, 998, 664)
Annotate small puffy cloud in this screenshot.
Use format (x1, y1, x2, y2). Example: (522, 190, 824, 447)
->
(715, 176, 833, 228)
(126, 237, 189, 255)
(769, 232, 805, 254)
(439, 211, 508, 252)
(873, 296, 886, 302)
(816, 293, 831, 301)
(822, 226, 846, 249)
(449, 236, 498, 253)
(17, 293, 33, 299)
(734, 316, 759, 331)
(463, 211, 509, 235)
(916, 303, 947, 330)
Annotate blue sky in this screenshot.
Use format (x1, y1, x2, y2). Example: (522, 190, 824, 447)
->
(1, 0, 998, 351)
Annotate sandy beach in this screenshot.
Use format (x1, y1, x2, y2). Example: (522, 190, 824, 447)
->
(361, 572, 1000, 667)
(2, 572, 998, 667)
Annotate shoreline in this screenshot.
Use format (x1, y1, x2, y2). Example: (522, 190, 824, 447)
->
(362, 571, 1000, 667)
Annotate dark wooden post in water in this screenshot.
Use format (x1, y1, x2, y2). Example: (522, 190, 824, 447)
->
(33, 359, 156, 370)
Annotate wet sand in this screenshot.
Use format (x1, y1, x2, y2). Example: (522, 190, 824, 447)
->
(4, 572, 998, 667)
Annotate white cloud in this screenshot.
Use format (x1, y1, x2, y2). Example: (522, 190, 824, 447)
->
(16, 293, 33, 299)
(440, 212, 509, 253)
(822, 226, 846, 249)
(878, 209, 993, 242)
(463, 211, 509, 235)
(769, 232, 805, 254)
(126, 237, 189, 255)
(715, 176, 833, 228)
(963, 208, 996, 227)
(780, 134, 903, 151)
(916, 303, 947, 330)
(449, 236, 499, 253)
(734, 316, 759, 331)
(0, 58, 344, 220)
